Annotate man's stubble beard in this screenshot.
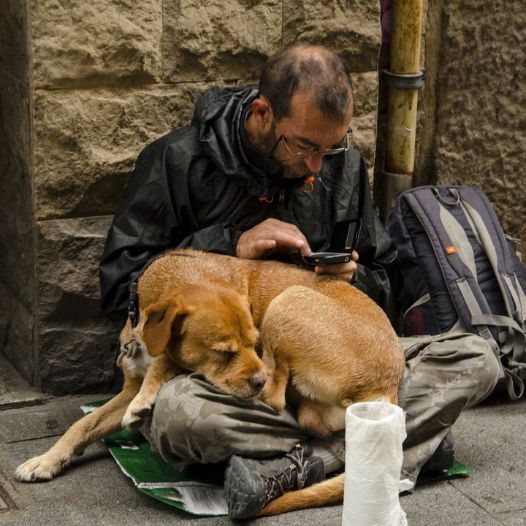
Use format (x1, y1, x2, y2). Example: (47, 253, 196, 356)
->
(256, 123, 308, 180)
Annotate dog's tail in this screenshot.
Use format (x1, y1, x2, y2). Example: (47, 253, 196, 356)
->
(258, 472, 344, 516)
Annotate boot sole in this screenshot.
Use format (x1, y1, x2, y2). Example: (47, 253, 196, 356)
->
(224, 456, 266, 519)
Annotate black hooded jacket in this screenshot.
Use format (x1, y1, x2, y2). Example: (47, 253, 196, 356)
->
(99, 86, 397, 312)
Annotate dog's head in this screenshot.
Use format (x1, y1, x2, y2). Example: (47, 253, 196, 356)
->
(137, 282, 267, 399)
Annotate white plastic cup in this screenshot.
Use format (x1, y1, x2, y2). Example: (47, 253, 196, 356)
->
(342, 401, 408, 526)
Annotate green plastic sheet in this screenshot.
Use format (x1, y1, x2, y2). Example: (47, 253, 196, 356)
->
(81, 399, 228, 516)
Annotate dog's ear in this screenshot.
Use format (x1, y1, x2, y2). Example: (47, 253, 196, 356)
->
(142, 298, 188, 357)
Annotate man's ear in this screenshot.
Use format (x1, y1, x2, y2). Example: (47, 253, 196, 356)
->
(251, 97, 273, 129)
(142, 298, 187, 357)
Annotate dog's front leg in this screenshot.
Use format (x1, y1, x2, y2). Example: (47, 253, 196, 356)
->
(122, 354, 181, 429)
(15, 376, 140, 482)
(260, 361, 290, 412)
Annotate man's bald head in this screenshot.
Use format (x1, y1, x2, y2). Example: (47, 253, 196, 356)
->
(258, 45, 353, 124)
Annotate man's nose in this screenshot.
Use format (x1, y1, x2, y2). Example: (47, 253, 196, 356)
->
(303, 153, 324, 173)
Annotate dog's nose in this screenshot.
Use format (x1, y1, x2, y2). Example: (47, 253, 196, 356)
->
(249, 371, 267, 392)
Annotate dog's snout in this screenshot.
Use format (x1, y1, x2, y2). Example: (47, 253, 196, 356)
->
(249, 371, 267, 392)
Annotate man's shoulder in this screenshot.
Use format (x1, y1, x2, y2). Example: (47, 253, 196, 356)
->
(138, 125, 201, 162)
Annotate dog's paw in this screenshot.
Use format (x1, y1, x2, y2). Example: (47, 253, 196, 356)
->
(15, 453, 69, 482)
(260, 389, 286, 412)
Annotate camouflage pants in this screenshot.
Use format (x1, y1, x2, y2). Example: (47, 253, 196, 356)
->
(144, 331, 500, 484)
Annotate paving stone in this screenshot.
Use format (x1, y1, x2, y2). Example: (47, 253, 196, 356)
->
(0, 395, 106, 444)
(449, 396, 526, 516)
(0, 393, 525, 525)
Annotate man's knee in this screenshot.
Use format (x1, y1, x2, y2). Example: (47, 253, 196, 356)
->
(151, 375, 201, 433)
(400, 333, 501, 409)
(147, 374, 227, 464)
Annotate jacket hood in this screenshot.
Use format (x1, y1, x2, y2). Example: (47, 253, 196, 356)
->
(191, 86, 302, 197)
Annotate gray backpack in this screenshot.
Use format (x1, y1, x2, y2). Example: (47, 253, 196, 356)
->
(387, 186, 526, 399)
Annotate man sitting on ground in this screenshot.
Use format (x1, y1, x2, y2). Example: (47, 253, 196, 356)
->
(100, 45, 501, 518)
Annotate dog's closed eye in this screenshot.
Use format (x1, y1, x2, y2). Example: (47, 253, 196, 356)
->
(210, 344, 238, 356)
(210, 346, 237, 366)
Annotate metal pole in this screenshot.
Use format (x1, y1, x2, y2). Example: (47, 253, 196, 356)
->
(375, 0, 425, 222)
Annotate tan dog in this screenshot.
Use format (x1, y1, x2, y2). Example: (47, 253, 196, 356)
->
(256, 282, 403, 515)
(15, 248, 404, 516)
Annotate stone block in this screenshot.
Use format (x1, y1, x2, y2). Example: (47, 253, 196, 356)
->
(37, 324, 120, 394)
(283, 0, 381, 72)
(31, 0, 162, 88)
(434, 0, 526, 240)
(33, 83, 215, 220)
(163, 0, 281, 82)
(36, 216, 112, 320)
(36, 216, 121, 393)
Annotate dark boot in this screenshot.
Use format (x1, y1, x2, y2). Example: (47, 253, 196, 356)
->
(420, 432, 455, 477)
(224, 443, 325, 519)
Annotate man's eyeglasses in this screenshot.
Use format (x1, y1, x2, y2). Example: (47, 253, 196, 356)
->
(277, 129, 352, 158)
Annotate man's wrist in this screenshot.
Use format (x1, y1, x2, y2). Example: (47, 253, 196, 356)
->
(232, 228, 244, 257)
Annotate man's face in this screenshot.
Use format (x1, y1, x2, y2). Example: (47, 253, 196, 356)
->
(265, 91, 353, 178)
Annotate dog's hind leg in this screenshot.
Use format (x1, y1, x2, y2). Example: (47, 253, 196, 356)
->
(297, 399, 346, 438)
(15, 374, 141, 482)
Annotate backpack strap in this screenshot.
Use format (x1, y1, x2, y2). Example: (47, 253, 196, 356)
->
(456, 190, 526, 377)
(509, 274, 526, 324)
(458, 191, 520, 321)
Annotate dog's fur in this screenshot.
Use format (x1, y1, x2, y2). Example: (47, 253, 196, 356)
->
(15, 248, 404, 516)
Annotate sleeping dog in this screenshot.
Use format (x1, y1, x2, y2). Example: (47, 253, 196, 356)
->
(16, 248, 404, 516)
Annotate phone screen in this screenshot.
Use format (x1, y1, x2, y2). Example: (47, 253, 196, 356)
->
(331, 219, 362, 252)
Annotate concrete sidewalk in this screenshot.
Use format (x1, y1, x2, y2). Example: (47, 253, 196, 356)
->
(1, 358, 525, 525)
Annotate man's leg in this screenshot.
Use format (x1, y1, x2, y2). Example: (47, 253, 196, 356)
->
(144, 372, 311, 465)
(399, 332, 501, 484)
(143, 372, 340, 518)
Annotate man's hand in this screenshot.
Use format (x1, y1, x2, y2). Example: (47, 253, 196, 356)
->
(236, 218, 311, 259)
(315, 250, 359, 282)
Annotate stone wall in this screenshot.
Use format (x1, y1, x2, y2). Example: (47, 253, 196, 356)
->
(0, 0, 35, 382)
(2, 0, 524, 393)
(0, 0, 383, 393)
(417, 0, 526, 256)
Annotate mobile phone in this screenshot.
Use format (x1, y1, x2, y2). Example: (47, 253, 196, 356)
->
(301, 252, 352, 266)
(331, 218, 362, 253)
(301, 219, 362, 266)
